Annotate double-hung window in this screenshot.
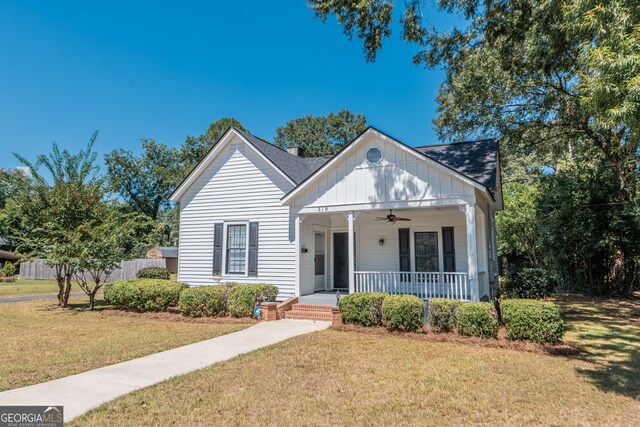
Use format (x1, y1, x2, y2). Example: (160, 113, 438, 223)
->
(225, 224, 247, 274)
(414, 231, 439, 272)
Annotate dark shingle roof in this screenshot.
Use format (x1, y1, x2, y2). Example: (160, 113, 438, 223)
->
(234, 128, 318, 183)
(236, 127, 498, 194)
(414, 139, 499, 193)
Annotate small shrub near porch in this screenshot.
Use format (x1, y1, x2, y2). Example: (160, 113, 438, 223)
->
(428, 298, 462, 332)
(500, 299, 564, 343)
(382, 295, 424, 332)
(137, 267, 171, 280)
(104, 279, 188, 312)
(227, 284, 279, 317)
(338, 292, 388, 326)
(179, 286, 229, 317)
(455, 302, 499, 339)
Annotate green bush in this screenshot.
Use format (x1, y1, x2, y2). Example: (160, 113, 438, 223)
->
(338, 292, 388, 326)
(428, 298, 462, 331)
(500, 299, 564, 343)
(455, 302, 499, 338)
(1, 261, 17, 277)
(382, 295, 424, 332)
(104, 279, 188, 312)
(178, 286, 229, 317)
(227, 284, 278, 317)
(137, 267, 171, 280)
(502, 267, 556, 299)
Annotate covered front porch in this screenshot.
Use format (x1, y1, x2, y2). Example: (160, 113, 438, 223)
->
(294, 204, 494, 302)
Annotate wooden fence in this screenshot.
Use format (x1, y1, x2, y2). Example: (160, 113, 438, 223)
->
(19, 259, 167, 281)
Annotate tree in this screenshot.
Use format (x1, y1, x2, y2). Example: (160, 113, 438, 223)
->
(11, 132, 104, 306)
(310, 0, 640, 294)
(105, 139, 182, 220)
(73, 206, 141, 309)
(274, 109, 367, 157)
(180, 118, 248, 169)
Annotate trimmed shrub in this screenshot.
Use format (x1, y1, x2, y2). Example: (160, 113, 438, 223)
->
(338, 292, 388, 326)
(137, 267, 171, 280)
(502, 267, 555, 299)
(428, 298, 462, 331)
(501, 299, 564, 343)
(1, 261, 17, 277)
(104, 279, 188, 312)
(227, 284, 279, 317)
(382, 295, 424, 332)
(455, 302, 499, 338)
(179, 286, 228, 317)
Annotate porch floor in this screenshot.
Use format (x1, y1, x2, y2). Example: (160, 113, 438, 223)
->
(298, 291, 344, 307)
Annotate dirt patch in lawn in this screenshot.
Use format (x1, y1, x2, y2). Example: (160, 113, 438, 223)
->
(331, 323, 579, 356)
(100, 309, 259, 325)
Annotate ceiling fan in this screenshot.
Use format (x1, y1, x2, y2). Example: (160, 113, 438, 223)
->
(375, 209, 411, 223)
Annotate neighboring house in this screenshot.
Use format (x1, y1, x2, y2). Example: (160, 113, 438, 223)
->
(170, 127, 502, 302)
(145, 246, 179, 273)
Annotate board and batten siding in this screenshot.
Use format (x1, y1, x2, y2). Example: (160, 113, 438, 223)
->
(290, 133, 475, 209)
(178, 136, 297, 299)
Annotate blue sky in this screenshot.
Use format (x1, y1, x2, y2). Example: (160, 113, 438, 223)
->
(0, 1, 461, 170)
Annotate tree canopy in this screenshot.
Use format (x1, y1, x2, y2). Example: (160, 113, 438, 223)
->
(274, 109, 367, 157)
(180, 118, 248, 169)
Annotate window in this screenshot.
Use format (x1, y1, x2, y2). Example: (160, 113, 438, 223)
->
(226, 224, 247, 274)
(414, 232, 439, 272)
(366, 147, 382, 163)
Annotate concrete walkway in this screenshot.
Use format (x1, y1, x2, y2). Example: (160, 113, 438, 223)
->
(0, 319, 329, 421)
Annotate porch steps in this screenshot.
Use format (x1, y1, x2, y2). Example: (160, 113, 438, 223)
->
(283, 303, 336, 322)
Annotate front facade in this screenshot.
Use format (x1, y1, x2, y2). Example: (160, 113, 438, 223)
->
(170, 127, 502, 302)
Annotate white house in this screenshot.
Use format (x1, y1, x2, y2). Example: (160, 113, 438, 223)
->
(169, 126, 502, 303)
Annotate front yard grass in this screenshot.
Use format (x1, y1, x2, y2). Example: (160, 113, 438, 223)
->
(0, 298, 251, 391)
(0, 279, 64, 297)
(73, 294, 640, 426)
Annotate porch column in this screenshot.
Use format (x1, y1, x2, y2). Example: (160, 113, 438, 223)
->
(294, 214, 305, 297)
(347, 210, 355, 294)
(465, 204, 479, 301)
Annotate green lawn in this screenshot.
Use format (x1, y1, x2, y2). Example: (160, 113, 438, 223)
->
(72, 295, 640, 426)
(0, 297, 251, 391)
(0, 279, 64, 297)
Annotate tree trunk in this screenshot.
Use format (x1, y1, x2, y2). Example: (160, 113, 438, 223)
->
(89, 290, 96, 310)
(55, 266, 65, 306)
(62, 273, 73, 307)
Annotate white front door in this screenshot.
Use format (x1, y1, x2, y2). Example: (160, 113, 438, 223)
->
(314, 231, 326, 291)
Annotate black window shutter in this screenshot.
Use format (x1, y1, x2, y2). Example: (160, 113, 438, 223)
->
(248, 222, 259, 277)
(442, 227, 456, 272)
(213, 223, 223, 275)
(398, 228, 410, 271)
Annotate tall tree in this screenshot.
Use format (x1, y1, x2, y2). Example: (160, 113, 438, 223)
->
(180, 118, 248, 169)
(274, 109, 367, 157)
(105, 139, 182, 220)
(310, 0, 640, 294)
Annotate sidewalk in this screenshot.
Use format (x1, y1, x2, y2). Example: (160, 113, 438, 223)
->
(0, 319, 330, 421)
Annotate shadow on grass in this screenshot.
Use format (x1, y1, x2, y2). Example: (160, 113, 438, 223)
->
(556, 295, 640, 399)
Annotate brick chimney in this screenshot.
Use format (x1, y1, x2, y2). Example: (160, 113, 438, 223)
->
(286, 146, 305, 157)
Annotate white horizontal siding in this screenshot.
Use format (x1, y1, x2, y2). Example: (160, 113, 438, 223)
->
(178, 136, 297, 299)
(292, 134, 475, 208)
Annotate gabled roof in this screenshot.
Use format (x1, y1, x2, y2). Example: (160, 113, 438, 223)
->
(170, 125, 500, 204)
(415, 139, 499, 194)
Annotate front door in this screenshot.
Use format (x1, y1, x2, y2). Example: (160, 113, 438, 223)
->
(333, 232, 355, 290)
(314, 231, 326, 292)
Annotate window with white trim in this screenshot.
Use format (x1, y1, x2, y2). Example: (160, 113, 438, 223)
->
(225, 224, 247, 274)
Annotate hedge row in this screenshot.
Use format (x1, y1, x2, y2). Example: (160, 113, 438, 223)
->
(104, 279, 188, 312)
(428, 298, 564, 343)
(105, 279, 278, 318)
(338, 292, 424, 332)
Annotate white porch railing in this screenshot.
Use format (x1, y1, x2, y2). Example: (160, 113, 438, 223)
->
(354, 271, 471, 301)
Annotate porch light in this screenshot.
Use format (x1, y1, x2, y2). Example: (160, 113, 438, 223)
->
(378, 238, 384, 246)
